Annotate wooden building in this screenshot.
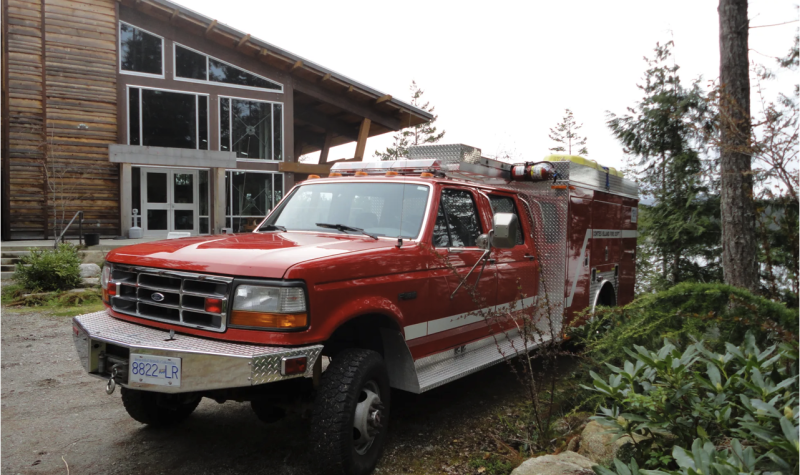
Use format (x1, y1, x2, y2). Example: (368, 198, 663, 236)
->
(1, 0, 432, 240)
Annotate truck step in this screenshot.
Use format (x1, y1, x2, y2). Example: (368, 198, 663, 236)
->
(414, 330, 550, 393)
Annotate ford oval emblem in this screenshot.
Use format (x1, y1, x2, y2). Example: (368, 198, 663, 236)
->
(151, 292, 165, 302)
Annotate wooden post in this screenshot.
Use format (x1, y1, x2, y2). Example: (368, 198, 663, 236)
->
(353, 118, 371, 161)
(120, 163, 132, 236)
(212, 168, 226, 233)
(319, 132, 334, 164)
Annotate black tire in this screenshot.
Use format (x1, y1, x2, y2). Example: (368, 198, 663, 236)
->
(310, 349, 391, 475)
(121, 387, 201, 427)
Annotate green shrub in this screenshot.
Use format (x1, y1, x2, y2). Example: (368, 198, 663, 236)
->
(569, 282, 798, 370)
(586, 333, 799, 474)
(14, 244, 82, 292)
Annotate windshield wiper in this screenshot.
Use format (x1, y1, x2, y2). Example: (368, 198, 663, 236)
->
(315, 223, 378, 240)
(258, 224, 287, 232)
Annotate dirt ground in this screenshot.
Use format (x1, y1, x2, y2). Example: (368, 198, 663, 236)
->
(1, 308, 534, 475)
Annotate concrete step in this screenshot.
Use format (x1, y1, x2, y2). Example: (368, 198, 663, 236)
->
(0, 265, 15, 272)
(1, 257, 21, 265)
(1, 271, 14, 280)
(1, 251, 31, 259)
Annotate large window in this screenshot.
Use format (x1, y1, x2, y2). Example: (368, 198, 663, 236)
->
(174, 43, 282, 92)
(225, 171, 284, 232)
(128, 87, 209, 150)
(263, 182, 430, 239)
(220, 97, 282, 160)
(119, 22, 163, 77)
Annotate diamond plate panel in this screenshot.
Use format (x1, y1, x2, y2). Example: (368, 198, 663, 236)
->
(251, 346, 323, 385)
(408, 144, 482, 164)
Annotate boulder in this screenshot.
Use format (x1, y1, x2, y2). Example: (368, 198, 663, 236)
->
(577, 421, 644, 466)
(79, 263, 101, 278)
(511, 451, 596, 475)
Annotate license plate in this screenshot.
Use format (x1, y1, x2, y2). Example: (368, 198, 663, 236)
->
(129, 354, 181, 387)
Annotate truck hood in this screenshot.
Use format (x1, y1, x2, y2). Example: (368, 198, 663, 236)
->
(107, 232, 394, 279)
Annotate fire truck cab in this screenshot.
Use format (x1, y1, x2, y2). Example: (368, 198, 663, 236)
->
(72, 144, 638, 475)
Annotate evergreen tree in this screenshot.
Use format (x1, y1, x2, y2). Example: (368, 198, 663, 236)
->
(548, 109, 589, 156)
(374, 81, 445, 161)
(607, 41, 720, 291)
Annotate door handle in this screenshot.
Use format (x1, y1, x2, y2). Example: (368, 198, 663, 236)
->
(524, 254, 536, 261)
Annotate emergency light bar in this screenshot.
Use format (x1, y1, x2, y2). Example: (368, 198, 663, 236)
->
(329, 159, 443, 176)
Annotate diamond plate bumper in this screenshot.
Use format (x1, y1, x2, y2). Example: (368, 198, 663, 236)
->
(72, 311, 322, 394)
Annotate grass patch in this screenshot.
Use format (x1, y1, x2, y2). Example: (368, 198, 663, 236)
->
(1, 282, 104, 317)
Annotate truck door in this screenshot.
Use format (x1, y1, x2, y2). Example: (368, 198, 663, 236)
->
(489, 193, 539, 322)
(422, 187, 497, 353)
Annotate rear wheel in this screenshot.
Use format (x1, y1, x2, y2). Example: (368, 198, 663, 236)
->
(310, 349, 390, 475)
(121, 387, 201, 427)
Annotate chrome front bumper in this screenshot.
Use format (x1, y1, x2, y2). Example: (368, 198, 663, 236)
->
(72, 311, 323, 394)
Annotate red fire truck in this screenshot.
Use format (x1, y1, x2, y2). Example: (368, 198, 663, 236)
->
(72, 144, 638, 475)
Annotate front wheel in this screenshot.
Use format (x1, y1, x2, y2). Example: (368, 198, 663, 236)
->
(310, 349, 391, 475)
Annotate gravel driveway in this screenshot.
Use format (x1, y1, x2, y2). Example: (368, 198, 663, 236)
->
(1, 309, 529, 475)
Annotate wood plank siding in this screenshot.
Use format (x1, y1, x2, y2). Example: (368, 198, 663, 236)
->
(2, 0, 118, 239)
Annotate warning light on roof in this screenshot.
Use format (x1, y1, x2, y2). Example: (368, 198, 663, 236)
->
(420, 172, 434, 178)
(308, 174, 320, 179)
(385, 171, 398, 177)
(329, 172, 342, 177)
(355, 171, 368, 176)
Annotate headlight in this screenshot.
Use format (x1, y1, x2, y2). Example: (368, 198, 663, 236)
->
(230, 285, 307, 329)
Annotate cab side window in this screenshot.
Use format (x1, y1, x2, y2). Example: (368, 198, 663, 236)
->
(432, 189, 483, 248)
(489, 195, 525, 245)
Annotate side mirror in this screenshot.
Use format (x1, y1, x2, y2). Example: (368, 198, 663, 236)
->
(492, 213, 518, 249)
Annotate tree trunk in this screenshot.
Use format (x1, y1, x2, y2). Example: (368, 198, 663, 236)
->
(718, 0, 759, 292)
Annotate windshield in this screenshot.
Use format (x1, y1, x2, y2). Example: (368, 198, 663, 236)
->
(261, 182, 430, 239)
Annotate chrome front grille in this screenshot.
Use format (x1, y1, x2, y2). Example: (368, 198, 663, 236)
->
(108, 264, 233, 332)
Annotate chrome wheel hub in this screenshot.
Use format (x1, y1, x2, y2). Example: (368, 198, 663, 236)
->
(353, 380, 384, 455)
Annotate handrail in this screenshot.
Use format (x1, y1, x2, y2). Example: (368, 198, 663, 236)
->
(54, 211, 83, 249)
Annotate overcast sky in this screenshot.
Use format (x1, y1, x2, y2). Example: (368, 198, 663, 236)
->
(180, 0, 797, 170)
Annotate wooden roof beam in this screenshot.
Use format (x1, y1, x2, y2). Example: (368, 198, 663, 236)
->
(205, 19, 217, 37)
(375, 94, 392, 105)
(319, 73, 331, 83)
(170, 8, 180, 23)
(236, 34, 251, 50)
(289, 60, 303, 73)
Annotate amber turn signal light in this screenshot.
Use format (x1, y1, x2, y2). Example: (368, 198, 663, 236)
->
(230, 311, 307, 329)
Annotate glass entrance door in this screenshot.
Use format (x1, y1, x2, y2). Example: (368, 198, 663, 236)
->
(142, 169, 199, 237)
